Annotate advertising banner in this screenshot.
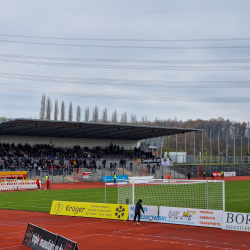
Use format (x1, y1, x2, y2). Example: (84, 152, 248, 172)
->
(159, 206, 223, 228)
(224, 172, 236, 177)
(102, 175, 128, 182)
(23, 223, 58, 250)
(212, 172, 236, 177)
(222, 212, 250, 232)
(50, 201, 129, 220)
(212, 172, 221, 177)
(128, 205, 158, 222)
(0, 171, 27, 178)
(55, 236, 79, 250)
(23, 223, 79, 250)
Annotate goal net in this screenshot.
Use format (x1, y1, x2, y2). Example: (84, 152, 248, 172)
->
(117, 179, 225, 211)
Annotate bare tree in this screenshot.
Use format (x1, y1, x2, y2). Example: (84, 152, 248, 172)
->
(123, 111, 127, 123)
(112, 109, 118, 123)
(141, 116, 145, 124)
(39, 94, 46, 119)
(45, 97, 52, 120)
(54, 99, 58, 120)
(68, 101, 73, 121)
(92, 105, 99, 122)
(76, 105, 81, 122)
(120, 113, 124, 123)
(60, 101, 65, 121)
(102, 108, 108, 123)
(84, 106, 89, 122)
(130, 113, 137, 124)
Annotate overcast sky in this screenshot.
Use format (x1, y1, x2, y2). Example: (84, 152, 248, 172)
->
(0, 0, 250, 123)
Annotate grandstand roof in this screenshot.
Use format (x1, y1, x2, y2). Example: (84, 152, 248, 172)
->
(0, 119, 199, 140)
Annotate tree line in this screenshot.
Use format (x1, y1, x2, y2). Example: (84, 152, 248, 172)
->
(39, 95, 250, 156)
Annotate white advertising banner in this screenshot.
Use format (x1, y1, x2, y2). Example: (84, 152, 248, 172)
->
(224, 172, 236, 177)
(129, 205, 158, 222)
(222, 212, 250, 232)
(159, 206, 223, 228)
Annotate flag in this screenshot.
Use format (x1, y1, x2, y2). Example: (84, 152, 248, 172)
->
(161, 158, 170, 166)
(83, 173, 89, 179)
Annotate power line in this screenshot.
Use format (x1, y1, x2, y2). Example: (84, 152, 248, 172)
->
(0, 84, 249, 103)
(0, 72, 250, 88)
(0, 34, 250, 42)
(1, 53, 250, 64)
(1, 58, 250, 71)
(0, 6, 250, 13)
(1, 39, 250, 50)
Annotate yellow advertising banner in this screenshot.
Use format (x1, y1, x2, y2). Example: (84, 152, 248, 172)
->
(0, 171, 27, 178)
(50, 201, 129, 220)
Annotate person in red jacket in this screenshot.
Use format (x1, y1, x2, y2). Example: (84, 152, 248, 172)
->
(46, 177, 50, 190)
(36, 178, 40, 189)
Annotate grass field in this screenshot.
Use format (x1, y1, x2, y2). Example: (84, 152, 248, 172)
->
(0, 181, 250, 213)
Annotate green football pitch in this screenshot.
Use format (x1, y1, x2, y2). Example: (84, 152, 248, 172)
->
(0, 181, 249, 213)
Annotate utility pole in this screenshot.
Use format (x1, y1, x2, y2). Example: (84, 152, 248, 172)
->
(194, 132, 195, 164)
(210, 131, 212, 164)
(218, 131, 220, 163)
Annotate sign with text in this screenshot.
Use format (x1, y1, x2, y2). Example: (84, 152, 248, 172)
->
(50, 201, 129, 220)
(222, 212, 250, 232)
(159, 206, 222, 228)
(128, 205, 158, 222)
(55, 236, 79, 250)
(224, 172, 236, 177)
(23, 224, 79, 250)
(0, 171, 27, 178)
(23, 223, 58, 250)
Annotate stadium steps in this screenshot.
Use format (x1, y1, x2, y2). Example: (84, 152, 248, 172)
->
(117, 167, 138, 177)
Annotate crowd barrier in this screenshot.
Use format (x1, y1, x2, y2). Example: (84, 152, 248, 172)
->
(50, 201, 250, 232)
(0, 179, 39, 191)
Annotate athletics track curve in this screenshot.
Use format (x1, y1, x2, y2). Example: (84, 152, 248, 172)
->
(0, 209, 250, 250)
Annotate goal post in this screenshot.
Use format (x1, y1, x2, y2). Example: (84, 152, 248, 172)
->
(116, 179, 225, 211)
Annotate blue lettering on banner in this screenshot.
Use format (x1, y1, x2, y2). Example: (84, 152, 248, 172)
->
(102, 175, 128, 182)
(130, 206, 135, 211)
(158, 216, 167, 221)
(144, 207, 148, 212)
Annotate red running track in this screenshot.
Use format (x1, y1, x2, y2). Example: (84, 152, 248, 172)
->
(40, 176, 249, 191)
(0, 209, 250, 250)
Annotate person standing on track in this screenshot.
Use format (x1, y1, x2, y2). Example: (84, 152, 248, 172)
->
(203, 170, 206, 179)
(46, 177, 50, 190)
(113, 173, 117, 184)
(36, 178, 40, 189)
(133, 199, 144, 225)
(221, 170, 224, 179)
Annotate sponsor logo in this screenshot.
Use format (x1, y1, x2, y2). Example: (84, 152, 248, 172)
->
(226, 213, 250, 225)
(115, 206, 126, 219)
(65, 205, 85, 215)
(53, 202, 64, 215)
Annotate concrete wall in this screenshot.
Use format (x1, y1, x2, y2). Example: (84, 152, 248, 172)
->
(0, 135, 138, 150)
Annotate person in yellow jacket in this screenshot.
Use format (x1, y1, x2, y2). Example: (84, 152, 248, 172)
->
(221, 170, 224, 179)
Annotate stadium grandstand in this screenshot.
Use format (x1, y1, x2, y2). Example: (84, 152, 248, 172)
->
(0, 118, 198, 183)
